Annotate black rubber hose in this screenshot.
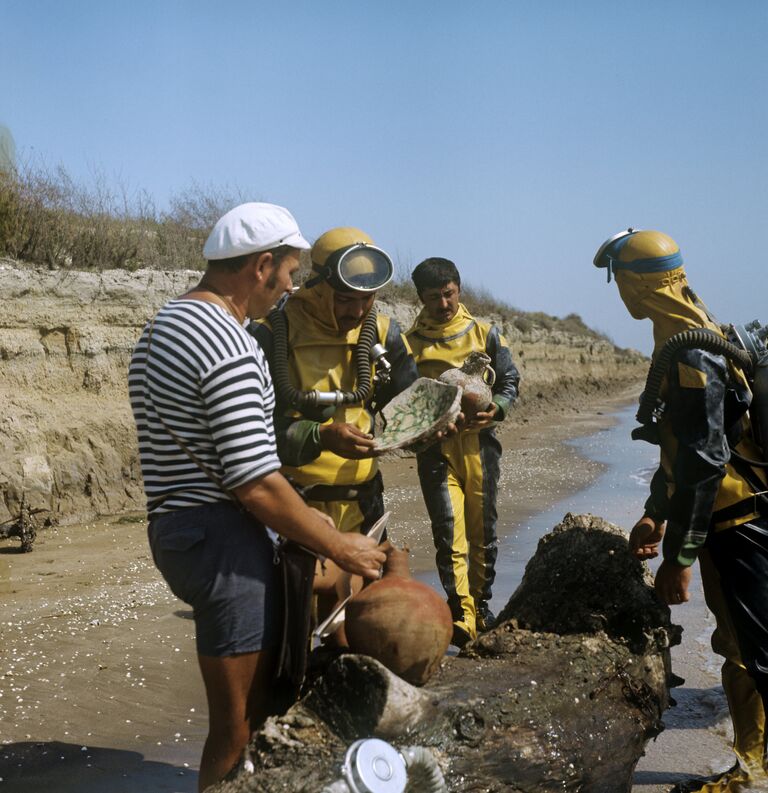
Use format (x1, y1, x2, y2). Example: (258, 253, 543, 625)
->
(268, 306, 378, 410)
(268, 307, 301, 408)
(636, 329, 754, 426)
(352, 308, 377, 402)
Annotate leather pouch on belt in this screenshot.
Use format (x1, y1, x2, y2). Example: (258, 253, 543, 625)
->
(274, 541, 318, 696)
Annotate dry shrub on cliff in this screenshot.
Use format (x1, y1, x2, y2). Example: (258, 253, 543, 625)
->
(155, 182, 251, 270)
(0, 164, 151, 269)
(0, 163, 241, 270)
(0, 163, 613, 343)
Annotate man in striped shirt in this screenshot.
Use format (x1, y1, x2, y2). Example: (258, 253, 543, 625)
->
(129, 203, 385, 791)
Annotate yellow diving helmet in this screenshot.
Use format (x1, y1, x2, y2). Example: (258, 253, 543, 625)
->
(593, 228, 683, 282)
(307, 227, 394, 293)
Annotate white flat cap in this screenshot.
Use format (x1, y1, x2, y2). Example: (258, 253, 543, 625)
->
(203, 202, 310, 260)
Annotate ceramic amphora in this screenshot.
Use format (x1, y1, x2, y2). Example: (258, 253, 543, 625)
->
(344, 543, 453, 686)
(438, 350, 496, 419)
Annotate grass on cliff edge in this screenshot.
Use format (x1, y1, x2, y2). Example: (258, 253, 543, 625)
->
(0, 162, 611, 342)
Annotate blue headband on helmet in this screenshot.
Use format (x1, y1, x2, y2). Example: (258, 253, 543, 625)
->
(610, 252, 684, 281)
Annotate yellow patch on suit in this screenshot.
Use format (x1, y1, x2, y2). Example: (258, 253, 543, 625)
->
(677, 362, 708, 389)
(305, 498, 364, 535)
(275, 281, 392, 489)
(659, 417, 766, 532)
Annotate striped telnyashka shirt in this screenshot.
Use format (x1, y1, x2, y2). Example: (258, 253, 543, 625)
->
(128, 299, 281, 515)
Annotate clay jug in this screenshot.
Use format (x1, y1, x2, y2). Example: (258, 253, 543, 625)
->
(438, 351, 496, 419)
(344, 543, 453, 686)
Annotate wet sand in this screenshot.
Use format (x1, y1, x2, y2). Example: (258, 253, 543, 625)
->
(0, 384, 735, 792)
(0, 514, 205, 791)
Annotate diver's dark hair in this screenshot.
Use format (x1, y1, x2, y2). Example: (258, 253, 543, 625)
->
(207, 244, 295, 273)
(411, 257, 461, 296)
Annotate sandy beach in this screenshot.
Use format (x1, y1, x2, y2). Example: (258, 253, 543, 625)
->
(0, 385, 737, 792)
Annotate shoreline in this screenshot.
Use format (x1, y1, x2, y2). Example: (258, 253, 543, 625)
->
(0, 382, 645, 792)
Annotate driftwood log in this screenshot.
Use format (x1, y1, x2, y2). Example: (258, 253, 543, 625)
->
(0, 493, 52, 552)
(212, 513, 681, 793)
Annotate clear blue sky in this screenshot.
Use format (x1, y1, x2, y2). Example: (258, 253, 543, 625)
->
(3, 1, 767, 351)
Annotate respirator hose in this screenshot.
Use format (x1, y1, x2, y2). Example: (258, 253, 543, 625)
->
(352, 307, 378, 401)
(636, 329, 753, 426)
(268, 306, 379, 411)
(401, 745, 448, 792)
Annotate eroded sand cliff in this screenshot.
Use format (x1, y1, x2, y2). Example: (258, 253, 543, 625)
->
(0, 261, 646, 524)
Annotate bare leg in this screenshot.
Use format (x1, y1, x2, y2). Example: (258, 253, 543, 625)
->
(197, 648, 276, 792)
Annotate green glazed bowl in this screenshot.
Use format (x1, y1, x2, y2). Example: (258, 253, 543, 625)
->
(374, 377, 462, 452)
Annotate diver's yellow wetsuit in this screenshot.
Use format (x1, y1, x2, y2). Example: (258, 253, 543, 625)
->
(615, 257, 768, 790)
(250, 280, 417, 534)
(407, 304, 520, 640)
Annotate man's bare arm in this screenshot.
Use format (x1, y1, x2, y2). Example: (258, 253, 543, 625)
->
(233, 471, 385, 579)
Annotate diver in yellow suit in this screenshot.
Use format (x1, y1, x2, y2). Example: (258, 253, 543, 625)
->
(594, 229, 768, 792)
(407, 258, 520, 647)
(249, 227, 418, 538)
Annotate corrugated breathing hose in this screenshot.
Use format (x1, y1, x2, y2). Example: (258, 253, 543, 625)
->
(636, 328, 753, 426)
(635, 327, 768, 469)
(401, 746, 447, 792)
(269, 306, 378, 410)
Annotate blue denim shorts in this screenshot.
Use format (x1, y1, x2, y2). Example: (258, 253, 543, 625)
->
(148, 501, 280, 657)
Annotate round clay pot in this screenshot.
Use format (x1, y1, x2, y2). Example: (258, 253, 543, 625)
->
(344, 544, 453, 686)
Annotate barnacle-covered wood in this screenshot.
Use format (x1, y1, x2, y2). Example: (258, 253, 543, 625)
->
(211, 514, 680, 793)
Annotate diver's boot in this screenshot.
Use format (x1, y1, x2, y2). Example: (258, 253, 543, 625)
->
(450, 622, 475, 648)
(476, 606, 497, 633)
(670, 762, 764, 793)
